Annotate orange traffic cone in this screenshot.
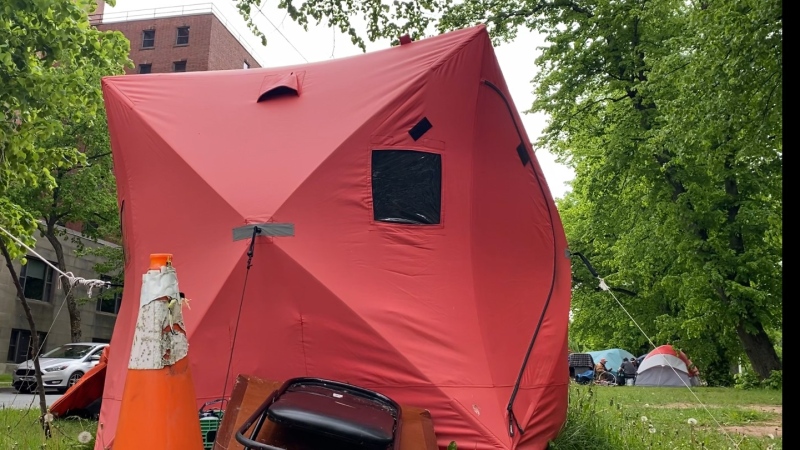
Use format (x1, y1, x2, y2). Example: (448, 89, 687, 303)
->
(113, 254, 204, 449)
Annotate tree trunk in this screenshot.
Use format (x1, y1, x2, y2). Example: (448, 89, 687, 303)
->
(736, 319, 782, 379)
(44, 227, 82, 342)
(66, 290, 82, 342)
(0, 240, 52, 437)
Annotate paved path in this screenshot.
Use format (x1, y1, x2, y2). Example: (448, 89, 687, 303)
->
(0, 388, 62, 409)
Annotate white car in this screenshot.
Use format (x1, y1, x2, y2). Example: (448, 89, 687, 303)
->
(13, 342, 108, 394)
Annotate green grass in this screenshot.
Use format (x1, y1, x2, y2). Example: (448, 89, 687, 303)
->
(549, 384, 782, 450)
(0, 409, 97, 449)
(0, 374, 12, 386)
(0, 383, 782, 449)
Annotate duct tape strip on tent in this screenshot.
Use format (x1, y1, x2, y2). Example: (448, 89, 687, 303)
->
(233, 223, 295, 241)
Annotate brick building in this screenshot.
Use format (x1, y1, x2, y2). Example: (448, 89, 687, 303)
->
(0, 3, 263, 373)
(96, 4, 263, 74)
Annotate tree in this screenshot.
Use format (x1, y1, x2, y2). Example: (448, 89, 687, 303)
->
(1, 0, 129, 431)
(233, 0, 782, 378)
(9, 113, 120, 343)
(532, 0, 781, 380)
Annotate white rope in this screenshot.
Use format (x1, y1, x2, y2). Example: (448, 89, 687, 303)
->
(0, 225, 109, 298)
(596, 277, 740, 449)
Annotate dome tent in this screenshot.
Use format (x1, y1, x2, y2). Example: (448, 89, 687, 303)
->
(636, 345, 700, 387)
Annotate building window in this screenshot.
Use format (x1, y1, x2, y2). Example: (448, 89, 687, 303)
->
(19, 257, 54, 302)
(176, 26, 190, 45)
(173, 61, 187, 72)
(138, 64, 152, 74)
(371, 150, 442, 225)
(142, 29, 155, 48)
(243, 60, 250, 69)
(7, 329, 48, 363)
(96, 275, 122, 314)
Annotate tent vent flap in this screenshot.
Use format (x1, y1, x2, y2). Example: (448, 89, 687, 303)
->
(257, 72, 302, 102)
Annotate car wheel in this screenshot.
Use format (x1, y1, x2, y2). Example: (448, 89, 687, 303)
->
(67, 371, 84, 388)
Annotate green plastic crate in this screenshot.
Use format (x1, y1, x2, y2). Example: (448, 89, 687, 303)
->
(199, 399, 226, 449)
(200, 411, 224, 449)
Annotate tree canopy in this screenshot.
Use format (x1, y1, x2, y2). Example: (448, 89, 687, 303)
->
(235, 0, 782, 379)
(534, 0, 781, 380)
(1, 0, 129, 424)
(8, 111, 121, 342)
(1, 0, 129, 254)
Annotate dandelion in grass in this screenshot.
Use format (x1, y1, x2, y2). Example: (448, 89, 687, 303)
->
(687, 417, 698, 444)
(648, 426, 656, 434)
(640, 416, 648, 422)
(767, 434, 775, 439)
(78, 431, 93, 444)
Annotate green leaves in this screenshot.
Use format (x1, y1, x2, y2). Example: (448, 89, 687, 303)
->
(236, 0, 447, 51)
(547, 0, 781, 378)
(0, 0, 130, 254)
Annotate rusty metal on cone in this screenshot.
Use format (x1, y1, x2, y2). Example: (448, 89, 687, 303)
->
(112, 253, 204, 449)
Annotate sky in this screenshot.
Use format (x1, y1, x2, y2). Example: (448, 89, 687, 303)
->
(104, 1, 575, 199)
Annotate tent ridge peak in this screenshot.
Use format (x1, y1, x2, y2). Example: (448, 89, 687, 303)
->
(101, 78, 137, 109)
(426, 25, 489, 73)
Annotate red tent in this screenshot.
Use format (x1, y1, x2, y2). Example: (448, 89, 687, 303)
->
(98, 25, 571, 449)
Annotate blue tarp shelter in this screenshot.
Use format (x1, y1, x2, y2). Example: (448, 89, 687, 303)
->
(587, 348, 636, 372)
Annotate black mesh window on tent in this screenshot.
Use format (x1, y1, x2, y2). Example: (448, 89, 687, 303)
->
(371, 150, 442, 225)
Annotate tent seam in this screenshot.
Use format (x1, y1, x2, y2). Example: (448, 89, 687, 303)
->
(466, 36, 508, 422)
(429, 26, 487, 73)
(449, 396, 510, 448)
(268, 244, 441, 388)
(101, 86, 245, 223)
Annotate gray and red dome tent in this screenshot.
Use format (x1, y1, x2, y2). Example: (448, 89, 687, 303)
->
(636, 345, 701, 387)
(98, 25, 572, 449)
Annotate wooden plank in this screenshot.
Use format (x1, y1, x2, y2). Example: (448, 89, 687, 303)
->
(214, 375, 283, 450)
(214, 374, 437, 450)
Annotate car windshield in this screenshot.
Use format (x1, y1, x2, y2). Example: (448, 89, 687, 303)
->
(41, 345, 95, 360)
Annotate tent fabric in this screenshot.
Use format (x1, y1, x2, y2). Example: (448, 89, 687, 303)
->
(98, 25, 571, 450)
(636, 346, 700, 387)
(587, 348, 636, 373)
(50, 346, 109, 417)
(647, 345, 700, 377)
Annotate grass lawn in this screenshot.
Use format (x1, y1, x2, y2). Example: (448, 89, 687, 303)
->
(0, 384, 781, 449)
(0, 373, 11, 387)
(550, 384, 782, 450)
(0, 409, 97, 449)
